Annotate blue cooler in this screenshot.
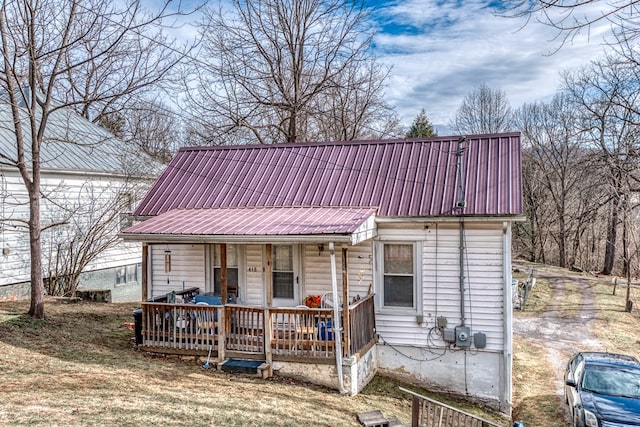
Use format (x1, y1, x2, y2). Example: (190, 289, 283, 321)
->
(318, 320, 333, 341)
(194, 294, 222, 305)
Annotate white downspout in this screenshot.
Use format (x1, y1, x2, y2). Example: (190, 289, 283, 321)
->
(502, 221, 513, 414)
(329, 242, 346, 394)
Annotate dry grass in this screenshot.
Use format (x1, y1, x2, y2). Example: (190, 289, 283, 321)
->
(511, 262, 640, 426)
(512, 339, 564, 424)
(0, 299, 505, 427)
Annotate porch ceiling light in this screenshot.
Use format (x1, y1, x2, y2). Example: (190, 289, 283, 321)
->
(317, 243, 324, 255)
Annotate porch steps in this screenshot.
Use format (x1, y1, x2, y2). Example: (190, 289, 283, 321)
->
(357, 410, 407, 427)
(220, 358, 266, 375)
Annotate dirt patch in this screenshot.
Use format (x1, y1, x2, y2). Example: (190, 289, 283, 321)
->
(511, 264, 640, 426)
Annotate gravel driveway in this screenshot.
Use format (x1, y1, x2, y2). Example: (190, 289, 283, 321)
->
(512, 269, 605, 425)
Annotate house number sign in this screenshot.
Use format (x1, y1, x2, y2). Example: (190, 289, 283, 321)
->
(247, 266, 259, 272)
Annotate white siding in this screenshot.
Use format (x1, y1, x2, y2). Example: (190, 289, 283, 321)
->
(302, 242, 373, 305)
(375, 222, 506, 352)
(244, 244, 265, 306)
(0, 169, 145, 287)
(150, 244, 205, 298)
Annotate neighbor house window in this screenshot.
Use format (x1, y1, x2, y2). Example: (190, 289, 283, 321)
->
(213, 244, 238, 295)
(115, 266, 126, 285)
(382, 243, 415, 308)
(115, 263, 141, 286)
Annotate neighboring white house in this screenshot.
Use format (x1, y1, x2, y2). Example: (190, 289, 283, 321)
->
(0, 102, 154, 302)
(123, 134, 523, 413)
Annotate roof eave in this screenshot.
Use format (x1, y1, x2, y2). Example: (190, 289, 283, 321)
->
(375, 214, 526, 223)
(119, 232, 371, 245)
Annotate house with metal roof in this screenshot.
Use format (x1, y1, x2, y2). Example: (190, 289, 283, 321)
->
(0, 102, 154, 301)
(122, 133, 523, 414)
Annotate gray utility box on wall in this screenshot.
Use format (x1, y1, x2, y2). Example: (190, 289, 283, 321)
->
(455, 326, 471, 347)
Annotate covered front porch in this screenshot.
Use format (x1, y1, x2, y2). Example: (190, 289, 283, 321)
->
(124, 206, 380, 393)
(138, 294, 376, 363)
(136, 262, 377, 394)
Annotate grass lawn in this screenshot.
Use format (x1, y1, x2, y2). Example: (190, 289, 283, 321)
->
(0, 300, 506, 426)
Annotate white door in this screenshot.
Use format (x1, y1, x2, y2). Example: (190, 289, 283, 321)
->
(271, 244, 300, 307)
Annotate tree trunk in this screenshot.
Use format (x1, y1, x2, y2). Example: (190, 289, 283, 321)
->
(28, 186, 45, 319)
(558, 214, 567, 268)
(602, 197, 620, 276)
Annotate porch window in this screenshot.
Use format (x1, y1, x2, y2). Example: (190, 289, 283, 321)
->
(213, 244, 239, 295)
(273, 245, 294, 298)
(382, 243, 415, 308)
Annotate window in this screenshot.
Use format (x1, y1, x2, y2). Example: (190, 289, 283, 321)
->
(115, 266, 126, 285)
(382, 243, 415, 308)
(213, 244, 239, 295)
(126, 264, 138, 283)
(115, 263, 140, 286)
(272, 245, 294, 298)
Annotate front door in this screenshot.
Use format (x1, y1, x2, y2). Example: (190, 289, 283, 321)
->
(271, 244, 300, 307)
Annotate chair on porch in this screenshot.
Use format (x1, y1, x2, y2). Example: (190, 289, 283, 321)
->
(294, 305, 315, 341)
(195, 302, 217, 335)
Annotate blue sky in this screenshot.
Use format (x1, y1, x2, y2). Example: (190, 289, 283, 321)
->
(161, 0, 611, 134)
(364, 0, 610, 134)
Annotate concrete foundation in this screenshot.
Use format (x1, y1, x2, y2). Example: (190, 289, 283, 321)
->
(376, 344, 508, 413)
(272, 344, 377, 395)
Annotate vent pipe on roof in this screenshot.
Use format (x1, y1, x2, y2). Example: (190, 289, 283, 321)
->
(456, 136, 467, 327)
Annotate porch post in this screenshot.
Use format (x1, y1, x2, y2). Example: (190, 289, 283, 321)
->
(329, 242, 346, 394)
(265, 244, 273, 306)
(141, 243, 148, 301)
(221, 243, 228, 303)
(342, 246, 350, 356)
(264, 308, 273, 377)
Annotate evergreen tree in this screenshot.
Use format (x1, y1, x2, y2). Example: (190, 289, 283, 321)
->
(406, 109, 437, 137)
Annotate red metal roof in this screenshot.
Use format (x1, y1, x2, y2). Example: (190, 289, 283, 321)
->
(123, 206, 376, 243)
(133, 134, 522, 218)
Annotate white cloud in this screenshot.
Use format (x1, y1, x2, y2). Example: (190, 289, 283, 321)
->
(371, 0, 611, 131)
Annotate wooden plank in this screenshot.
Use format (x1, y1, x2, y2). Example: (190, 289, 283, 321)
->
(221, 243, 228, 304)
(265, 244, 272, 306)
(264, 308, 273, 377)
(142, 243, 148, 301)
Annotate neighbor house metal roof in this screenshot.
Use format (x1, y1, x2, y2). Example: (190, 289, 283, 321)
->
(123, 206, 377, 244)
(133, 133, 522, 218)
(0, 102, 157, 176)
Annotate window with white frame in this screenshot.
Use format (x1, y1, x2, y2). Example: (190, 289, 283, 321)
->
(382, 243, 415, 309)
(272, 244, 294, 299)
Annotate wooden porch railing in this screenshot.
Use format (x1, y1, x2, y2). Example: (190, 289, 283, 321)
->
(140, 302, 224, 353)
(267, 307, 336, 358)
(225, 305, 265, 353)
(139, 295, 377, 362)
(400, 387, 504, 427)
(348, 294, 376, 355)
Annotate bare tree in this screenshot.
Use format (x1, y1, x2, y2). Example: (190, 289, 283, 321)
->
(562, 54, 640, 275)
(501, 0, 640, 49)
(187, 0, 395, 145)
(449, 84, 513, 135)
(0, 0, 191, 319)
(43, 182, 137, 297)
(515, 94, 604, 269)
(101, 100, 183, 164)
